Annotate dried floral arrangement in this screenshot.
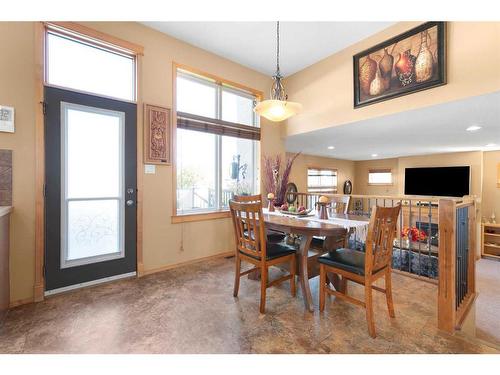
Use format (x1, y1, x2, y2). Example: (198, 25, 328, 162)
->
(263, 152, 300, 206)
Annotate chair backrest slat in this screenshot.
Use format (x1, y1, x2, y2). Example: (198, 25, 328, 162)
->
(365, 204, 401, 275)
(330, 195, 351, 214)
(229, 195, 267, 260)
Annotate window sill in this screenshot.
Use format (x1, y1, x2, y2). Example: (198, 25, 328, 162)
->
(171, 210, 231, 224)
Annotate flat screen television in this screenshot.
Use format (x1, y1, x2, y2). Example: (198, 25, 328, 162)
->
(404, 166, 470, 197)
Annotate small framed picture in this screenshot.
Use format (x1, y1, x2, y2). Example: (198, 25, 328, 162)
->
(144, 104, 172, 165)
(0, 105, 15, 133)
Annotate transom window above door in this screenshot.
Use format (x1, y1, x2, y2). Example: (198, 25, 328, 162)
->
(175, 67, 261, 216)
(45, 24, 137, 101)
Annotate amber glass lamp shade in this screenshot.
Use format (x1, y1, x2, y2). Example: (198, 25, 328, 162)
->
(254, 100, 302, 122)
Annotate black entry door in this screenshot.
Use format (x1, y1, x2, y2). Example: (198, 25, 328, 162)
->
(44, 86, 137, 292)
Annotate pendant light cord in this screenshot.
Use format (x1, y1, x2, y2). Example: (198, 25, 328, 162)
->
(276, 21, 280, 76)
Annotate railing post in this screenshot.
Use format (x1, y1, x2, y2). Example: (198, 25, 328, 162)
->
(437, 198, 456, 334)
(468, 201, 476, 298)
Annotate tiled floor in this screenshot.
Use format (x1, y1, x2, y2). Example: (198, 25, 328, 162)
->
(476, 258, 500, 346)
(0, 256, 498, 354)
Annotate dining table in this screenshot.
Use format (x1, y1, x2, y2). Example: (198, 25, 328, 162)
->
(261, 209, 370, 312)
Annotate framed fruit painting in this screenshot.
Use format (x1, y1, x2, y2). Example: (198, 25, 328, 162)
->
(354, 22, 446, 108)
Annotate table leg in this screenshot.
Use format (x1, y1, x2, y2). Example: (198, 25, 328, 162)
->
(298, 234, 314, 312)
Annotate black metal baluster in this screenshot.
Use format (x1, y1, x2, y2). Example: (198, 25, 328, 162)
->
(418, 201, 422, 276)
(428, 202, 433, 278)
(399, 199, 403, 273)
(408, 199, 412, 274)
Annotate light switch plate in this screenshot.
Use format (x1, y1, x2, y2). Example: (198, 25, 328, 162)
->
(0, 105, 15, 133)
(144, 164, 156, 174)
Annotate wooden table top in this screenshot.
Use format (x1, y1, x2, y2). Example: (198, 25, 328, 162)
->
(262, 212, 369, 237)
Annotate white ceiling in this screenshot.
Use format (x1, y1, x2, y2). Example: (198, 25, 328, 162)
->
(142, 22, 394, 76)
(285, 92, 500, 161)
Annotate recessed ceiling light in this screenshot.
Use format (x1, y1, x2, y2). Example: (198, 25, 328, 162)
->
(371, 153, 378, 158)
(466, 125, 482, 132)
(327, 146, 335, 150)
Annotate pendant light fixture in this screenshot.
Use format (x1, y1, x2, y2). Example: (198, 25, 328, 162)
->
(254, 22, 302, 122)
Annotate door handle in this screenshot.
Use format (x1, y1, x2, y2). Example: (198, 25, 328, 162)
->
(126, 200, 135, 207)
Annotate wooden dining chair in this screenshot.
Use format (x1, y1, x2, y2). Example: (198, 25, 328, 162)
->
(311, 195, 351, 251)
(233, 194, 286, 243)
(229, 196, 296, 313)
(328, 195, 351, 214)
(318, 204, 401, 338)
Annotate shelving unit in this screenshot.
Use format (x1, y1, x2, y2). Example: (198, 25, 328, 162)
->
(482, 223, 500, 259)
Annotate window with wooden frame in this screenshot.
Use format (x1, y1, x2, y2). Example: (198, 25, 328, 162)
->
(174, 67, 261, 216)
(307, 168, 338, 193)
(44, 23, 138, 101)
(368, 168, 393, 185)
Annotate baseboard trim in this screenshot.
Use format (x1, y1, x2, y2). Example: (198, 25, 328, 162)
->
(142, 251, 234, 276)
(9, 297, 35, 308)
(9, 251, 235, 308)
(44, 271, 137, 297)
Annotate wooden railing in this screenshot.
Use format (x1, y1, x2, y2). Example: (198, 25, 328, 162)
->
(289, 192, 441, 280)
(287, 192, 477, 333)
(438, 199, 476, 333)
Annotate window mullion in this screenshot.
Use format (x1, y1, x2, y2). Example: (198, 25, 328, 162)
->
(216, 85, 222, 209)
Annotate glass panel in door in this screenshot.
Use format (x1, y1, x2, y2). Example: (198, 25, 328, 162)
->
(61, 102, 125, 268)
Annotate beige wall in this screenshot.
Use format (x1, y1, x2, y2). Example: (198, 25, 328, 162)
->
(285, 22, 500, 137)
(1, 21, 498, 304)
(294, 151, 486, 255)
(482, 151, 500, 222)
(288, 153, 355, 194)
(0, 21, 285, 303)
(293, 151, 485, 198)
(0, 22, 36, 305)
(83, 22, 283, 277)
(396, 152, 483, 198)
(354, 152, 483, 198)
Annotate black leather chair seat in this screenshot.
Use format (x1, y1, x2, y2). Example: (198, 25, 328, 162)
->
(266, 229, 286, 243)
(318, 248, 384, 276)
(310, 236, 325, 247)
(241, 242, 296, 261)
(243, 229, 286, 243)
